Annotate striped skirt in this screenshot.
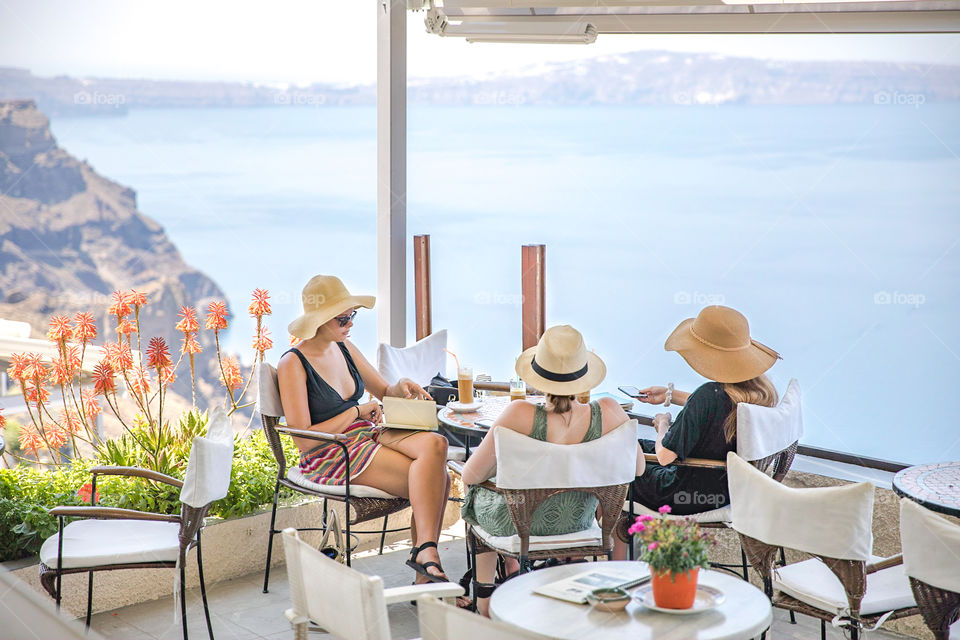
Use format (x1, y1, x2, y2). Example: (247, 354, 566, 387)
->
(299, 420, 382, 485)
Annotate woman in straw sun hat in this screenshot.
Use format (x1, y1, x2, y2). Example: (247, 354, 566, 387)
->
(459, 325, 645, 616)
(277, 275, 455, 587)
(625, 305, 779, 524)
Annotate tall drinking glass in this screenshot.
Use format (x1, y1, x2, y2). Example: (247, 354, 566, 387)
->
(458, 367, 474, 404)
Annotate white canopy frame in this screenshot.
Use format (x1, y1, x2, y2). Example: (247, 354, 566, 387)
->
(375, 0, 959, 347)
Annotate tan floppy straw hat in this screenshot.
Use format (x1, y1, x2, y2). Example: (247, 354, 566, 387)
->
(287, 275, 375, 340)
(664, 305, 780, 384)
(515, 325, 606, 396)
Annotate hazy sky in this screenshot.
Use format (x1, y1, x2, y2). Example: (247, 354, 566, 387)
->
(1, 1, 959, 85)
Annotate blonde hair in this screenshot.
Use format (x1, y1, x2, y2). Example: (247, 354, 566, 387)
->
(545, 394, 574, 414)
(721, 374, 778, 443)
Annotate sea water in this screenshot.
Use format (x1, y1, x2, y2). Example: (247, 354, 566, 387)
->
(50, 104, 960, 464)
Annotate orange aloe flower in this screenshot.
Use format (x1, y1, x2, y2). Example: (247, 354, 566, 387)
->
(60, 410, 83, 435)
(0, 408, 5, 430)
(205, 300, 229, 330)
(18, 422, 44, 453)
(77, 482, 100, 504)
(130, 367, 151, 395)
(104, 342, 134, 372)
(160, 366, 177, 385)
(73, 312, 98, 344)
(249, 288, 272, 317)
(22, 353, 47, 382)
(183, 336, 203, 355)
(219, 357, 243, 392)
(117, 319, 138, 337)
(24, 381, 50, 405)
(146, 337, 172, 368)
(175, 306, 199, 334)
(7, 353, 27, 381)
(252, 327, 273, 356)
(92, 361, 116, 395)
(108, 290, 131, 319)
(45, 424, 68, 450)
(129, 289, 148, 308)
(47, 315, 73, 344)
(289, 334, 299, 346)
(49, 358, 71, 386)
(82, 389, 102, 417)
(65, 345, 82, 372)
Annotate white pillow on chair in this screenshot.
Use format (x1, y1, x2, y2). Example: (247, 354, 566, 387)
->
(727, 452, 874, 562)
(377, 330, 448, 387)
(900, 498, 960, 593)
(736, 378, 803, 461)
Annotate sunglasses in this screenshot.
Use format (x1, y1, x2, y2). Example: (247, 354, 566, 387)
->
(334, 310, 358, 327)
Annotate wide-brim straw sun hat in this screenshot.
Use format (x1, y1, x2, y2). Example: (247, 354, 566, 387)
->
(664, 305, 780, 384)
(287, 275, 375, 340)
(515, 325, 606, 396)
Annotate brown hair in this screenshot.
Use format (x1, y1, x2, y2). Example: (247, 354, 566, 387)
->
(721, 374, 778, 443)
(545, 394, 575, 414)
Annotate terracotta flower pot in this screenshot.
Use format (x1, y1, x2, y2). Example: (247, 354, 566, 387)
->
(650, 567, 699, 609)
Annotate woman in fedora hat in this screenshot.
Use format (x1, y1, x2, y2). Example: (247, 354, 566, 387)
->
(628, 305, 779, 520)
(459, 325, 644, 615)
(277, 275, 454, 586)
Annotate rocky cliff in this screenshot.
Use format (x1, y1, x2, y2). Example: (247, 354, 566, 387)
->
(0, 99, 227, 404)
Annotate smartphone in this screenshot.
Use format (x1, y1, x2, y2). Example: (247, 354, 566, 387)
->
(618, 386, 648, 399)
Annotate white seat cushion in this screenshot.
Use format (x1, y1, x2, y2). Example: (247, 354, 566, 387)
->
(40, 519, 182, 570)
(446, 446, 466, 463)
(624, 501, 731, 524)
(471, 519, 603, 554)
(774, 555, 916, 616)
(286, 467, 400, 500)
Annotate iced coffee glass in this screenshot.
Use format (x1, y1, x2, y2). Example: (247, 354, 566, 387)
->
(458, 366, 474, 404)
(510, 378, 526, 402)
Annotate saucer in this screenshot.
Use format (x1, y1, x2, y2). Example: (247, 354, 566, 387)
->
(447, 399, 483, 413)
(635, 584, 725, 614)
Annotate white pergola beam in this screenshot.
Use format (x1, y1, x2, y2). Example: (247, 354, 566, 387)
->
(377, 0, 407, 347)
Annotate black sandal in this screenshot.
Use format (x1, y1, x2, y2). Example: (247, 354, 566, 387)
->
(406, 541, 449, 583)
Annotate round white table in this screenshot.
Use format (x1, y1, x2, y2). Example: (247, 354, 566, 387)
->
(490, 562, 772, 640)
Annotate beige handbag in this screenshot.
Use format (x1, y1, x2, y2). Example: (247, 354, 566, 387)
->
(318, 508, 346, 564)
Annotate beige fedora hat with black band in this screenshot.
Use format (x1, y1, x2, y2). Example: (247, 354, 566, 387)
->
(287, 275, 375, 340)
(664, 305, 780, 384)
(515, 325, 606, 396)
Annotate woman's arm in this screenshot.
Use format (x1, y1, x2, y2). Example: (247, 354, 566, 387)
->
(637, 386, 690, 407)
(653, 413, 678, 466)
(343, 340, 430, 400)
(460, 428, 497, 485)
(277, 353, 379, 435)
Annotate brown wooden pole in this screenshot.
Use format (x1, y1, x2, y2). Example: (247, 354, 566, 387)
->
(521, 244, 546, 351)
(414, 234, 432, 341)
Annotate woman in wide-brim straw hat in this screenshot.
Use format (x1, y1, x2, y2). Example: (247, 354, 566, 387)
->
(623, 305, 780, 529)
(277, 275, 456, 588)
(459, 325, 644, 616)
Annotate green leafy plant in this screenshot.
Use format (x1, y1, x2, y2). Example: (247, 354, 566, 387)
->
(0, 414, 300, 562)
(628, 506, 713, 577)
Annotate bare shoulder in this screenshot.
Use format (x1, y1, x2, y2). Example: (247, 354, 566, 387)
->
(277, 350, 304, 380)
(598, 396, 630, 428)
(494, 399, 536, 432)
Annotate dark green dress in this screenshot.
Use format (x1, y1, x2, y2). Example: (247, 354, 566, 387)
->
(461, 402, 603, 537)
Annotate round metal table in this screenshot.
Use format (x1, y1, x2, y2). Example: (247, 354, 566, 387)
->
(437, 395, 518, 458)
(490, 561, 772, 640)
(892, 461, 960, 518)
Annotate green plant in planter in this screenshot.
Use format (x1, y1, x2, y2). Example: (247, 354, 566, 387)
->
(628, 505, 712, 578)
